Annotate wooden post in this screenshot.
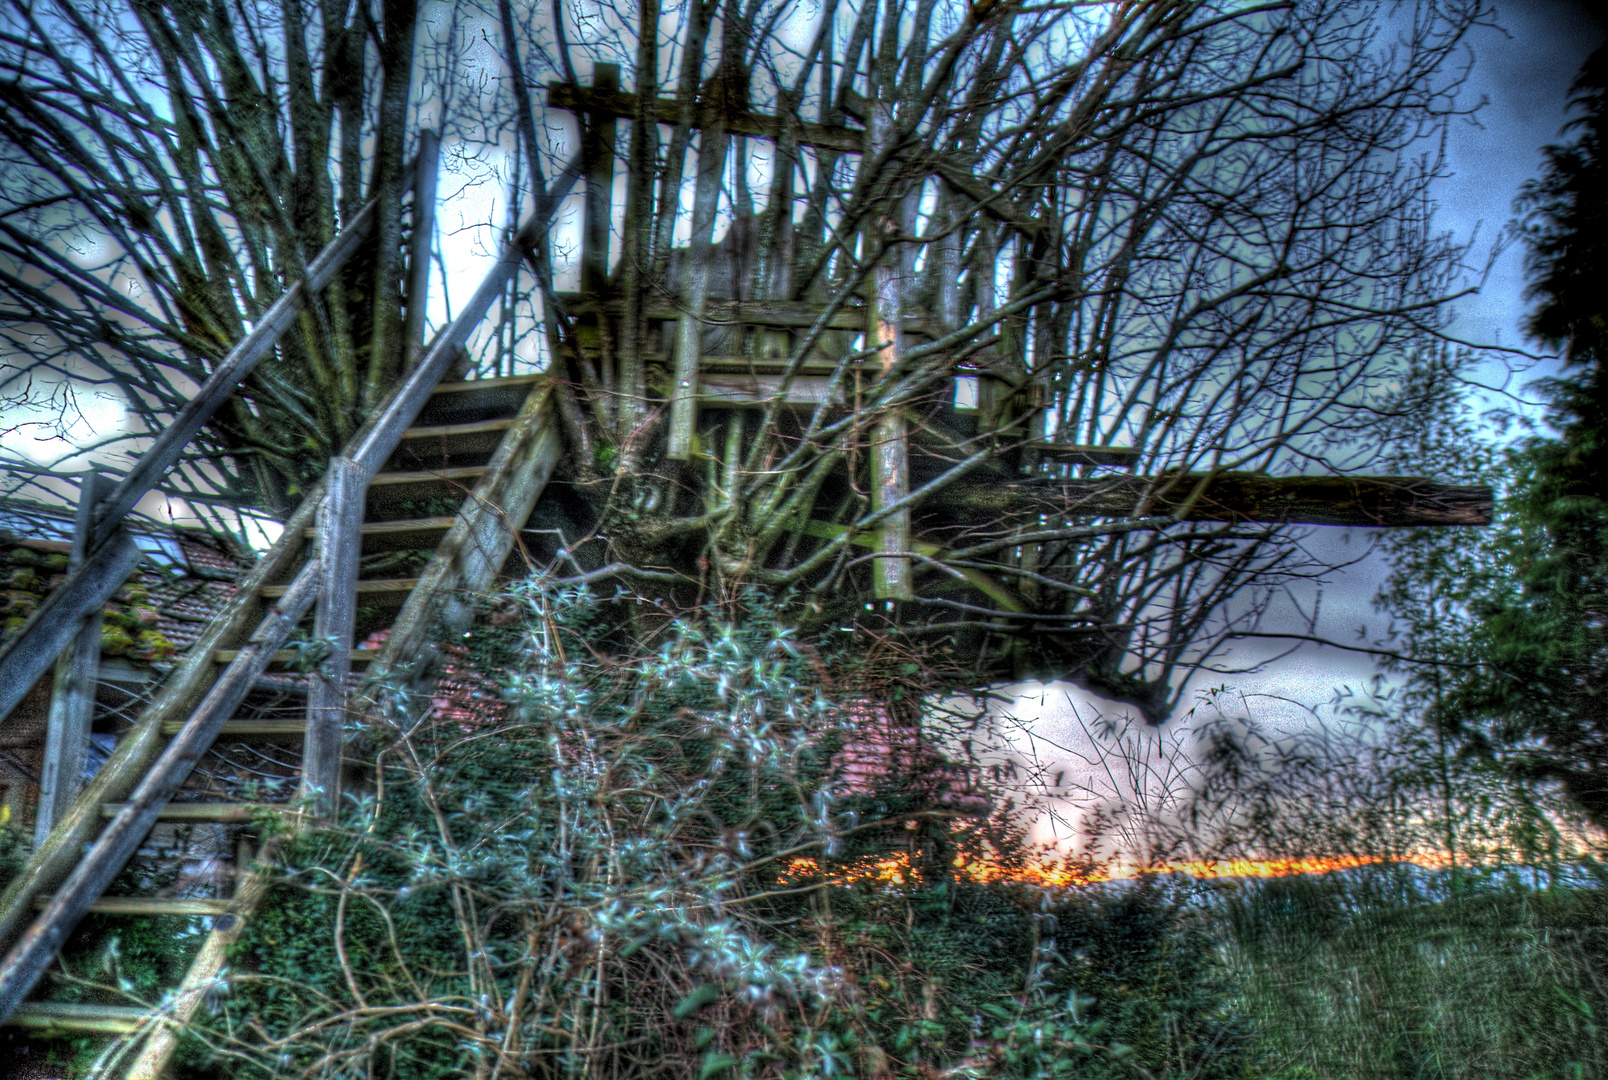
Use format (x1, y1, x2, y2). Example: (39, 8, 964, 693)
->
(868, 99, 911, 601)
(669, 120, 729, 459)
(404, 129, 441, 370)
(303, 458, 365, 820)
(581, 64, 619, 298)
(33, 473, 109, 848)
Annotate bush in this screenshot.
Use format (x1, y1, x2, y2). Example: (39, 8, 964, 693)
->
(166, 584, 1254, 1079)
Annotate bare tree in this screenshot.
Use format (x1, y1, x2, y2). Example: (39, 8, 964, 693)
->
(0, 0, 1489, 718)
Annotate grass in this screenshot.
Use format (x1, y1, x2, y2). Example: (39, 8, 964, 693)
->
(1223, 869, 1608, 1079)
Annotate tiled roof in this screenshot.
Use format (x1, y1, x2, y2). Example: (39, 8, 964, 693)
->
(0, 499, 250, 666)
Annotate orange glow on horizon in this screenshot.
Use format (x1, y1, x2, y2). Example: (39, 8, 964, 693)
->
(779, 851, 1447, 888)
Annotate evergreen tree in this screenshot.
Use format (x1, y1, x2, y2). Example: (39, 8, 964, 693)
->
(1457, 44, 1608, 825)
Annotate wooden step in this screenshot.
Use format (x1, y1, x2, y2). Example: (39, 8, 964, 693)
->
(369, 465, 487, 485)
(101, 802, 281, 823)
(3, 1002, 149, 1034)
(401, 416, 517, 441)
(214, 647, 379, 664)
(35, 896, 234, 917)
(162, 718, 305, 739)
(303, 516, 456, 541)
(263, 577, 418, 598)
(432, 372, 545, 396)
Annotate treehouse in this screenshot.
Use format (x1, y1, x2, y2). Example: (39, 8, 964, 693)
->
(0, 70, 1491, 1067)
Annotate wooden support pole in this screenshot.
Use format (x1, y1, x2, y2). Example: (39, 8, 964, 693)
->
(404, 129, 441, 369)
(868, 100, 912, 601)
(303, 458, 366, 820)
(0, 560, 321, 1025)
(581, 64, 619, 298)
(34, 473, 110, 848)
(669, 119, 729, 459)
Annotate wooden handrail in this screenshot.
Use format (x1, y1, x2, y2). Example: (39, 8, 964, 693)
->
(0, 155, 420, 724)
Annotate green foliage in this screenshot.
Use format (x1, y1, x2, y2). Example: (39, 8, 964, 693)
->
(1370, 44, 1608, 830)
(162, 584, 1254, 1079)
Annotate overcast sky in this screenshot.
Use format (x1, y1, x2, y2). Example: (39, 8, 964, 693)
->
(1016, 0, 1608, 852)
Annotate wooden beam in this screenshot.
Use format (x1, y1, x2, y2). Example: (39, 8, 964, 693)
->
(303, 458, 365, 820)
(2, 1002, 147, 1035)
(699, 373, 846, 406)
(869, 100, 912, 602)
(1029, 443, 1143, 467)
(547, 82, 866, 155)
(403, 130, 440, 369)
(560, 292, 933, 334)
(34, 472, 109, 846)
(0, 560, 321, 1024)
(935, 473, 1495, 528)
(670, 115, 731, 459)
(581, 66, 619, 298)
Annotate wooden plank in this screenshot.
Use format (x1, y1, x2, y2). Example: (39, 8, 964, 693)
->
(0, 560, 321, 1024)
(402, 417, 517, 440)
(35, 472, 109, 845)
(35, 896, 233, 917)
(301, 517, 456, 539)
(669, 114, 731, 459)
(0, 527, 140, 725)
(3, 1002, 147, 1035)
(404, 129, 440, 369)
(369, 465, 488, 486)
(560, 292, 933, 334)
(263, 577, 418, 597)
(699, 374, 845, 406)
(161, 719, 305, 739)
(547, 82, 866, 154)
(432, 373, 546, 395)
(867, 98, 913, 603)
(102, 802, 279, 823)
(438, 354, 875, 378)
(935, 473, 1496, 528)
(304, 458, 365, 820)
(1030, 443, 1142, 466)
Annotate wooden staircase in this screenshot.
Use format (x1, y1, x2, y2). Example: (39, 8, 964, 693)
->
(0, 124, 581, 1072)
(0, 369, 561, 1072)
